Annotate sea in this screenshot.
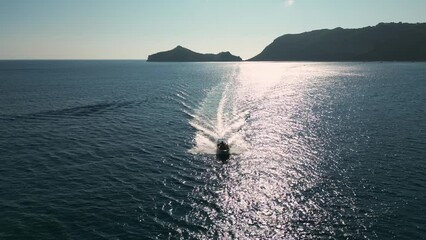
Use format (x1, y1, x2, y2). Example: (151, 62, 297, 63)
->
(0, 61, 425, 239)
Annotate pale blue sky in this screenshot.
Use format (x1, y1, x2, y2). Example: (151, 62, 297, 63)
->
(1, 0, 425, 60)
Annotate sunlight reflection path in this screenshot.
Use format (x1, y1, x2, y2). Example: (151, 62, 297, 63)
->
(187, 63, 365, 239)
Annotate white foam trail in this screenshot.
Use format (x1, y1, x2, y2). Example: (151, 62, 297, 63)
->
(183, 110, 216, 130)
(186, 73, 249, 155)
(227, 134, 248, 154)
(189, 121, 219, 140)
(222, 118, 246, 137)
(189, 133, 217, 154)
(216, 90, 227, 137)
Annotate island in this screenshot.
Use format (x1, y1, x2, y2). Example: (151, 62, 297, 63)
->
(249, 22, 426, 61)
(147, 46, 242, 62)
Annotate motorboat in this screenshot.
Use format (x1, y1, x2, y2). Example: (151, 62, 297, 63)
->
(216, 138, 230, 156)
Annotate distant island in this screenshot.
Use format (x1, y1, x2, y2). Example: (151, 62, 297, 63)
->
(249, 22, 426, 61)
(148, 23, 426, 62)
(147, 46, 242, 62)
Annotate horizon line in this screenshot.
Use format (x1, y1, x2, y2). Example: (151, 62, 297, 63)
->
(0, 59, 148, 61)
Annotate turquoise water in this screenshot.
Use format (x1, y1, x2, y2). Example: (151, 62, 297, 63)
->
(0, 61, 425, 239)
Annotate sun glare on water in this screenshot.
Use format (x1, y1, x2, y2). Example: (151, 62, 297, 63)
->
(176, 62, 368, 238)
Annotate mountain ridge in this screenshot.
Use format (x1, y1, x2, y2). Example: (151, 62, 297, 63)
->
(249, 22, 426, 61)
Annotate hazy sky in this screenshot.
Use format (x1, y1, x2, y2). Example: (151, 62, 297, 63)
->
(1, 0, 426, 60)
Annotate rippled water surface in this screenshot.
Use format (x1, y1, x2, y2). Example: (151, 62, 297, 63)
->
(0, 61, 425, 239)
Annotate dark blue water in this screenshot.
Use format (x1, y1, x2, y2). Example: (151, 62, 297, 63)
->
(0, 61, 425, 239)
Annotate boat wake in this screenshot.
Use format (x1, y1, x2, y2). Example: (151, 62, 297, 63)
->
(177, 80, 249, 155)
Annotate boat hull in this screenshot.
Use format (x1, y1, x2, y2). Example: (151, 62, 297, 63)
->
(216, 149, 230, 156)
